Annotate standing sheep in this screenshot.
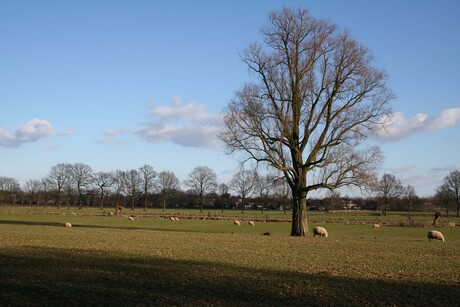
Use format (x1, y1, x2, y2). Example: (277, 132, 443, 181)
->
(427, 230, 445, 242)
(248, 220, 255, 226)
(64, 222, 72, 228)
(313, 226, 328, 238)
(128, 216, 134, 221)
(373, 224, 381, 229)
(234, 220, 241, 226)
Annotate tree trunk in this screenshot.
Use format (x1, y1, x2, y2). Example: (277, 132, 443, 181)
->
(290, 190, 309, 236)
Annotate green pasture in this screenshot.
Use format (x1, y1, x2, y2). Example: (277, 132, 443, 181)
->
(0, 212, 459, 306)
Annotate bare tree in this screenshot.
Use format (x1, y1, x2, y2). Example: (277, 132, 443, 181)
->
(324, 190, 342, 213)
(40, 178, 51, 206)
(156, 170, 180, 211)
(123, 169, 142, 210)
(442, 170, 460, 217)
(112, 170, 125, 208)
(47, 163, 72, 208)
(0, 177, 21, 205)
(184, 166, 217, 213)
(230, 169, 257, 213)
(273, 176, 291, 214)
(139, 164, 157, 211)
(254, 172, 275, 213)
(216, 183, 230, 213)
(375, 173, 403, 216)
(93, 171, 113, 209)
(402, 185, 417, 221)
(24, 179, 41, 205)
(219, 8, 392, 235)
(435, 183, 454, 217)
(71, 163, 94, 209)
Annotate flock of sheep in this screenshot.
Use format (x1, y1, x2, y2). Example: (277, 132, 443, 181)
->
(63, 217, 447, 242)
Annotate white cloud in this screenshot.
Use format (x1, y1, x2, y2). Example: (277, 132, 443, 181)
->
(149, 96, 222, 125)
(373, 108, 460, 141)
(137, 97, 223, 149)
(0, 119, 55, 148)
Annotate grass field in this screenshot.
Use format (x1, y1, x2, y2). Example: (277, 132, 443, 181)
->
(0, 210, 459, 306)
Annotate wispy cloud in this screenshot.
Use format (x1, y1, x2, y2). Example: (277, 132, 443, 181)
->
(138, 97, 223, 149)
(0, 119, 55, 148)
(374, 108, 460, 141)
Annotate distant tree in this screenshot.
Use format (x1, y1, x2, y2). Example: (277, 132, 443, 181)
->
(219, 7, 392, 236)
(273, 177, 291, 214)
(230, 169, 257, 213)
(216, 183, 231, 212)
(442, 170, 460, 217)
(71, 163, 93, 209)
(24, 179, 41, 205)
(254, 172, 275, 213)
(375, 174, 403, 216)
(184, 166, 217, 213)
(123, 169, 142, 210)
(139, 164, 157, 211)
(156, 170, 180, 211)
(93, 171, 113, 209)
(402, 185, 418, 220)
(434, 183, 454, 217)
(112, 170, 125, 207)
(0, 176, 21, 205)
(40, 178, 51, 206)
(47, 163, 72, 208)
(324, 190, 342, 213)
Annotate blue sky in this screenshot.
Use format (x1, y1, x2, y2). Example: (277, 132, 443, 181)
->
(1, 0, 459, 197)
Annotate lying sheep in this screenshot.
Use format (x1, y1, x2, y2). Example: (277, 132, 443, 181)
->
(64, 222, 72, 228)
(373, 224, 381, 229)
(427, 230, 445, 242)
(313, 226, 328, 238)
(128, 216, 134, 221)
(234, 220, 240, 226)
(248, 220, 255, 226)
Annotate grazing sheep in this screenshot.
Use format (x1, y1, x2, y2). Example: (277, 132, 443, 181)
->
(313, 226, 328, 238)
(109, 212, 114, 216)
(64, 222, 72, 228)
(170, 217, 176, 221)
(373, 224, 381, 229)
(128, 216, 134, 221)
(248, 220, 255, 226)
(174, 217, 179, 221)
(234, 220, 241, 226)
(427, 230, 445, 242)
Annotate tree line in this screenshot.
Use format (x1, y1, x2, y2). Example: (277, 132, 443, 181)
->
(0, 163, 291, 213)
(1, 163, 458, 217)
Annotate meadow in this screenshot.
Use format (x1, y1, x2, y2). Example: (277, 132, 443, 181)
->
(0, 208, 459, 306)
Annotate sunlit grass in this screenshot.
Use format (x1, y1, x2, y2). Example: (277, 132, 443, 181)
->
(0, 212, 459, 306)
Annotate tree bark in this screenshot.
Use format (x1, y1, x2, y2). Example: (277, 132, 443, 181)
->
(291, 189, 309, 236)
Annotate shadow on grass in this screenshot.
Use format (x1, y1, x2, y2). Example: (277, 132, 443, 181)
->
(0, 246, 458, 306)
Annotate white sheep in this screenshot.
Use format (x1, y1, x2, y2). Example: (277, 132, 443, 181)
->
(427, 230, 445, 242)
(170, 216, 176, 221)
(234, 220, 240, 226)
(128, 216, 134, 221)
(373, 224, 381, 229)
(248, 220, 255, 226)
(64, 222, 72, 228)
(174, 217, 179, 221)
(313, 226, 328, 238)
